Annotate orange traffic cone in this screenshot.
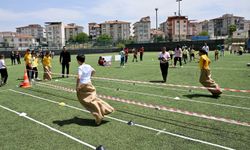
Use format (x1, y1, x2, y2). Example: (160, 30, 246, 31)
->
(20, 70, 31, 88)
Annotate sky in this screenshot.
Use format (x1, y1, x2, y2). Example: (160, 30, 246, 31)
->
(0, 0, 249, 33)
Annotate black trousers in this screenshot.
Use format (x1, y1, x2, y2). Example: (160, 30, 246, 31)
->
(62, 63, 70, 77)
(11, 58, 16, 65)
(183, 54, 188, 64)
(31, 67, 38, 79)
(26, 65, 32, 80)
(140, 53, 143, 61)
(174, 57, 182, 66)
(125, 55, 128, 63)
(160, 62, 169, 82)
(0, 68, 8, 84)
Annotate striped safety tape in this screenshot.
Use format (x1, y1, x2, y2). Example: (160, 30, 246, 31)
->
(36, 82, 250, 127)
(26, 69, 250, 93)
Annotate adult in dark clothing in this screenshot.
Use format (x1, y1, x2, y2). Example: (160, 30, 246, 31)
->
(139, 46, 144, 61)
(15, 51, 21, 64)
(59, 46, 71, 78)
(10, 51, 16, 65)
(158, 47, 170, 83)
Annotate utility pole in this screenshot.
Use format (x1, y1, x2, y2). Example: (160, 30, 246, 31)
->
(176, 0, 182, 42)
(155, 8, 158, 30)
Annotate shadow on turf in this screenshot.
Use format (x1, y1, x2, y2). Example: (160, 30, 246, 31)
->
(53, 117, 109, 127)
(28, 87, 77, 102)
(149, 80, 165, 83)
(183, 93, 221, 99)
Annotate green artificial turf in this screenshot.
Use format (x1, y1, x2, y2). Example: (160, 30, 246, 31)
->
(0, 51, 249, 150)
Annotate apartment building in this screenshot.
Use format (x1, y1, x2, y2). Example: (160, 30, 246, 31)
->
(133, 16, 151, 43)
(45, 22, 65, 48)
(88, 23, 101, 40)
(99, 20, 130, 42)
(159, 21, 168, 40)
(16, 24, 46, 44)
(211, 14, 244, 37)
(167, 16, 188, 41)
(0, 32, 36, 49)
(187, 20, 199, 39)
(150, 29, 165, 42)
(65, 23, 83, 42)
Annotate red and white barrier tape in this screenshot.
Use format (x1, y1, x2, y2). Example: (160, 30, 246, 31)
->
(26, 69, 250, 93)
(36, 82, 250, 127)
(93, 77, 250, 93)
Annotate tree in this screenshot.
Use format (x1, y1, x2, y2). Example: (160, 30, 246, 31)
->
(96, 34, 113, 46)
(75, 32, 89, 44)
(97, 34, 112, 43)
(229, 25, 236, 37)
(153, 35, 165, 43)
(199, 31, 209, 36)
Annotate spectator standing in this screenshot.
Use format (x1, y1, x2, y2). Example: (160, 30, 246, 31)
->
(124, 48, 129, 63)
(190, 48, 195, 62)
(214, 47, 219, 61)
(0, 54, 8, 86)
(182, 47, 188, 64)
(220, 44, 224, 57)
(202, 42, 209, 55)
(10, 51, 16, 65)
(16, 51, 21, 64)
(60, 46, 71, 78)
(174, 45, 183, 67)
(132, 48, 138, 62)
(169, 49, 174, 66)
(139, 46, 144, 61)
(120, 49, 125, 67)
(158, 47, 170, 83)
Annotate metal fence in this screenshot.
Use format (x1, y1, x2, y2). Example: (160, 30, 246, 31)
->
(125, 39, 225, 51)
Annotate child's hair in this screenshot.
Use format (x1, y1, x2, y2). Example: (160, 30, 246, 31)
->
(45, 50, 50, 56)
(199, 49, 207, 55)
(76, 54, 85, 63)
(0, 54, 4, 59)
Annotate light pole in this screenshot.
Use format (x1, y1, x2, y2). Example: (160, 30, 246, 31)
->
(176, 0, 182, 42)
(155, 8, 158, 30)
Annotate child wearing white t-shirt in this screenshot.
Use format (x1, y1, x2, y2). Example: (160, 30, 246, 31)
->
(0, 54, 8, 86)
(76, 54, 114, 125)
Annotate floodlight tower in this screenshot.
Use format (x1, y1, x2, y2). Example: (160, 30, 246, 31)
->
(176, 0, 182, 41)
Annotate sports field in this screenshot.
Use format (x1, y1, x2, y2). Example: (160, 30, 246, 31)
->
(0, 51, 249, 150)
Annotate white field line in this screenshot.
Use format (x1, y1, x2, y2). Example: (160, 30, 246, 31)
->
(55, 80, 250, 111)
(8, 89, 235, 150)
(156, 128, 166, 136)
(0, 104, 96, 150)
